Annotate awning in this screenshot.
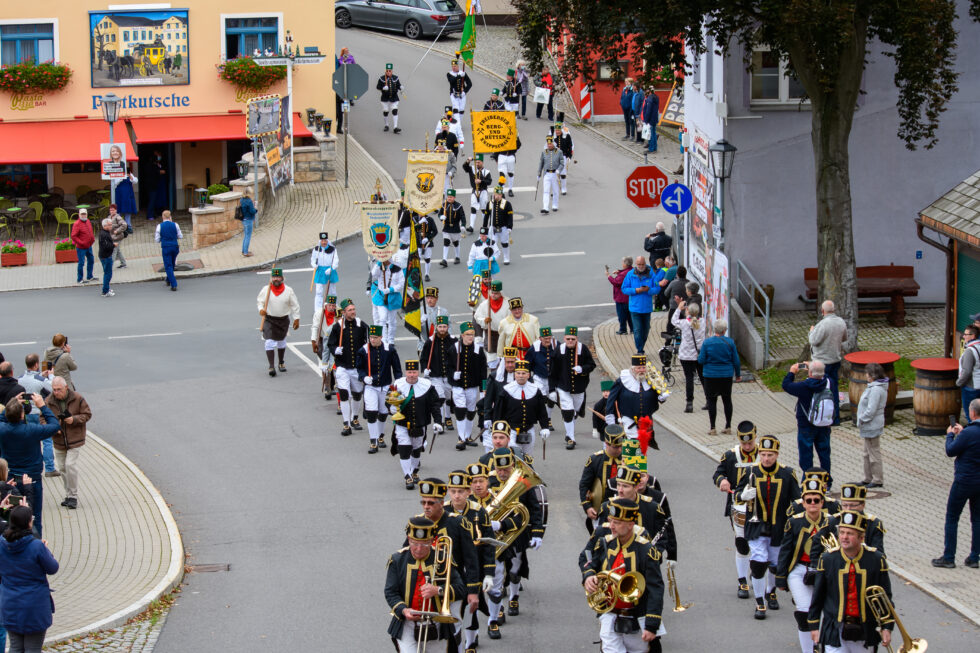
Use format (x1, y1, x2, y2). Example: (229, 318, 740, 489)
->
(128, 112, 313, 144)
(0, 119, 138, 165)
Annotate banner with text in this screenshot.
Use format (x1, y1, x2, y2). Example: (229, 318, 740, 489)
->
(470, 110, 518, 153)
(404, 151, 449, 215)
(361, 202, 400, 263)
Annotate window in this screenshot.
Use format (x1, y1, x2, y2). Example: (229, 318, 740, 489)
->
(225, 16, 278, 59)
(597, 60, 629, 81)
(123, 30, 129, 41)
(751, 46, 805, 104)
(0, 23, 54, 64)
(0, 165, 47, 196)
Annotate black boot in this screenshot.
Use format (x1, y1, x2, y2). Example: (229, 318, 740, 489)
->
(378, 434, 387, 448)
(766, 589, 779, 610)
(685, 401, 693, 413)
(754, 598, 767, 620)
(737, 578, 749, 599)
(341, 422, 352, 436)
(351, 417, 363, 431)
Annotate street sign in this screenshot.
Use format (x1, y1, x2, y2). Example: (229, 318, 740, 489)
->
(625, 165, 670, 209)
(660, 182, 693, 215)
(253, 55, 327, 67)
(332, 63, 369, 101)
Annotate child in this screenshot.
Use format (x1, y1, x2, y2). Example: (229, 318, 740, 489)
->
(592, 380, 614, 438)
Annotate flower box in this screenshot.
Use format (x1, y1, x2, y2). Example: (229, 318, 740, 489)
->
(1, 252, 27, 267)
(55, 249, 77, 264)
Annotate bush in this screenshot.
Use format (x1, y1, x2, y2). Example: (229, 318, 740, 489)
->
(1, 240, 27, 254)
(206, 183, 230, 201)
(0, 61, 72, 93)
(55, 238, 75, 251)
(217, 57, 286, 92)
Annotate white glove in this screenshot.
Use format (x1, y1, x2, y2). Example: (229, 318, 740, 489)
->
(383, 287, 390, 295)
(529, 537, 543, 550)
(548, 391, 558, 403)
(389, 404, 399, 415)
(658, 392, 670, 402)
(453, 371, 462, 380)
(423, 368, 431, 377)
(540, 429, 550, 439)
(666, 560, 676, 570)
(483, 420, 491, 429)
(618, 415, 630, 426)
(592, 428, 600, 439)
(605, 414, 615, 425)
(334, 347, 344, 356)
(572, 365, 583, 374)
(364, 375, 373, 385)
(491, 520, 502, 532)
(482, 576, 494, 593)
(741, 486, 757, 501)
(433, 423, 444, 434)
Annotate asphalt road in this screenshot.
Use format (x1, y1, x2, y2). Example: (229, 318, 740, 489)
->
(0, 26, 975, 653)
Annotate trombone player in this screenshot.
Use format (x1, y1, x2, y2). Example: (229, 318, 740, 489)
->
(582, 497, 666, 653)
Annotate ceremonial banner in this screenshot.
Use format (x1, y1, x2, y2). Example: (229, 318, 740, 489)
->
(402, 221, 424, 337)
(470, 111, 518, 153)
(360, 202, 399, 263)
(458, 0, 475, 65)
(404, 151, 449, 215)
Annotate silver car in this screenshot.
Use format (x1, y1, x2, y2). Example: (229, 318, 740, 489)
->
(335, 0, 465, 40)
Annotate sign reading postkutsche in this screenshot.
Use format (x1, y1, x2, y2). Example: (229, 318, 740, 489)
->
(469, 111, 518, 153)
(404, 151, 449, 215)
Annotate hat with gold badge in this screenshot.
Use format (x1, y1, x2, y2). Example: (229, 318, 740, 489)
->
(406, 516, 436, 541)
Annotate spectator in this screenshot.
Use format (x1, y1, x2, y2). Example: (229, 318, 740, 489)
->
(808, 300, 847, 425)
(620, 79, 635, 140)
(685, 281, 703, 312)
(782, 360, 833, 479)
(855, 362, 887, 488)
(664, 265, 689, 335)
(69, 208, 96, 285)
(0, 460, 34, 510)
(146, 149, 168, 220)
(641, 87, 659, 152)
(671, 301, 705, 413)
(655, 255, 677, 310)
(15, 356, 57, 479)
(113, 168, 138, 229)
(43, 335, 76, 391)
(155, 210, 183, 291)
(336, 46, 355, 65)
(621, 256, 658, 354)
(98, 218, 116, 298)
(932, 397, 980, 569)
(514, 60, 530, 120)
(108, 204, 128, 269)
(0, 363, 26, 407)
(239, 191, 257, 258)
(607, 257, 633, 335)
(533, 64, 555, 121)
(644, 222, 672, 264)
(0, 504, 59, 653)
(957, 325, 980, 420)
(698, 319, 740, 435)
(0, 394, 60, 538)
(630, 84, 644, 143)
(45, 377, 90, 511)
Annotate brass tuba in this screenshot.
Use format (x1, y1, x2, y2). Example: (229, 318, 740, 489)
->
(585, 568, 647, 614)
(485, 458, 544, 558)
(865, 585, 927, 653)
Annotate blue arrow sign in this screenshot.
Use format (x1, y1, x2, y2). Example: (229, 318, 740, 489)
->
(660, 183, 693, 215)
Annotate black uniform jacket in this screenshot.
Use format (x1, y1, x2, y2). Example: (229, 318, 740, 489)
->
(461, 161, 492, 193)
(550, 341, 596, 396)
(809, 511, 886, 562)
(734, 462, 800, 545)
(402, 509, 481, 595)
(450, 340, 486, 389)
(447, 71, 472, 95)
(493, 380, 549, 434)
(775, 511, 830, 584)
(579, 449, 621, 514)
(377, 74, 402, 102)
(385, 547, 465, 639)
(605, 370, 660, 425)
(488, 470, 545, 551)
(712, 444, 758, 517)
(391, 377, 443, 430)
(583, 532, 665, 634)
(446, 499, 496, 581)
(327, 317, 368, 369)
(355, 342, 402, 387)
(597, 494, 676, 561)
(421, 334, 457, 379)
(482, 197, 513, 231)
(808, 545, 893, 649)
(440, 200, 466, 234)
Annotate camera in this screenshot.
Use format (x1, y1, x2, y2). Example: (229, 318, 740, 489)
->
(58, 411, 71, 421)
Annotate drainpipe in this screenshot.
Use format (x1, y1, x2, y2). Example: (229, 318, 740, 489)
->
(915, 217, 955, 357)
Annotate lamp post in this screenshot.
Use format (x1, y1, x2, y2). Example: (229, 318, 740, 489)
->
(708, 139, 737, 251)
(100, 93, 122, 204)
(284, 29, 295, 186)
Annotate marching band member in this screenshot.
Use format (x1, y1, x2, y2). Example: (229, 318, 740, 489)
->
(483, 348, 519, 447)
(439, 190, 466, 267)
(712, 420, 759, 599)
(604, 353, 663, 449)
(256, 267, 301, 377)
(310, 231, 339, 314)
(327, 298, 368, 436)
(450, 322, 487, 450)
(473, 280, 508, 367)
(420, 315, 457, 431)
(493, 360, 550, 457)
(389, 360, 444, 490)
(482, 185, 514, 265)
(496, 298, 540, 362)
(809, 484, 886, 562)
(355, 324, 402, 454)
(788, 468, 841, 516)
(479, 421, 532, 465)
(371, 258, 405, 346)
(549, 325, 595, 450)
(310, 293, 338, 401)
(579, 425, 626, 532)
(597, 467, 675, 562)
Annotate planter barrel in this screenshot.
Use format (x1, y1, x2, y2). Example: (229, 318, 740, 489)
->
(1, 252, 27, 267)
(55, 249, 78, 264)
(910, 358, 960, 436)
(844, 350, 900, 424)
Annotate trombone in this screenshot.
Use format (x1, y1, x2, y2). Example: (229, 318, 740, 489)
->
(415, 536, 459, 653)
(865, 585, 927, 653)
(667, 563, 692, 612)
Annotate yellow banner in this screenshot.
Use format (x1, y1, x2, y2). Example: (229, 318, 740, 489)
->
(404, 151, 449, 215)
(360, 202, 400, 263)
(470, 111, 518, 153)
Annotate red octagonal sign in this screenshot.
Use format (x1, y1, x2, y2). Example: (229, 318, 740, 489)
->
(625, 165, 669, 209)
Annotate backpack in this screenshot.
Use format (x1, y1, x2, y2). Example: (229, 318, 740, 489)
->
(234, 205, 244, 221)
(807, 379, 835, 427)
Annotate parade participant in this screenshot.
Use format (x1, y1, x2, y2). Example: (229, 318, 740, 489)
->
(467, 462, 503, 638)
(579, 425, 626, 532)
(496, 298, 540, 362)
(776, 478, 830, 653)
(810, 484, 886, 562)
(390, 360, 444, 489)
(493, 360, 550, 457)
(474, 280, 508, 366)
(582, 497, 666, 652)
(414, 211, 439, 282)
(434, 142, 457, 196)
(536, 135, 565, 214)
(479, 420, 531, 465)
(327, 298, 368, 436)
(735, 435, 801, 620)
(434, 119, 460, 157)
(552, 116, 574, 195)
(376, 63, 404, 134)
(502, 69, 520, 113)
(604, 354, 664, 446)
(309, 231, 339, 313)
(256, 268, 300, 377)
(398, 191, 417, 247)
(788, 468, 841, 516)
(447, 59, 472, 116)
(483, 88, 506, 111)
(436, 106, 466, 154)
(603, 466, 675, 562)
(495, 135, 521, 197)
(371, 258, 405, 346)
(483, 185, 514, 265)
(593, 380, 614, 438)
(451, 322, 487, 450)
(712, 420, 759, 599)
(421, 316, 457, 430)
(384, 517, 465, 652)
(439, 190, 466, 267)
(356, 325, 402, 454)
(527, 327, 557, 427)
(807, 512, 893, 653)
(462, 155, 492, 232)
(419, 287, 450, 339)
(311, 294, 339, 401)
(483, 349, 519, 439)
(550, 326, 596, 450)
(467, 228, 501, 279)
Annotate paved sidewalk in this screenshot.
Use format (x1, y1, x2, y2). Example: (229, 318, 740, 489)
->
(0, 136, 397, 293)
(593, 315, 980, 625)
(41, 431, 182, 645)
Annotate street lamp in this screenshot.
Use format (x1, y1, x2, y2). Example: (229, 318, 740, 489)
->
(709, 139, 737, 181)
(100, 93, 122, 204)
(236, 159, 250, 180)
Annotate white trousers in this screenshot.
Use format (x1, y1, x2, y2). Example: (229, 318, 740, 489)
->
(470, 189, 488, 227)
(334, 366, 364, 424)
(509, 429, 535, 457)
(428, 376, 451, 420)
(558, 388, 584, 440)
(394, 424, 425, 477)
(372, 304, 398, 345)
(788, 564, 813, 614)
(825, 625, 874, 653)
(451, 93, 466, 113)
(314, 283, 327, 313)
(748, 536, 780, 565)
(497, 155, 516, 191)
(382, 101, 399, 127)
(491, 227, 511, 262)
(558, 159, 569, 192)
(542, 171, 559, 210)
(598, 614, 662, 653)
(452, 386, 479, 411)
(395, 621, 419, 653)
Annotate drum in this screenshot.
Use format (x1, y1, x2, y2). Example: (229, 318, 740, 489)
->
(732, 502, 747, 528)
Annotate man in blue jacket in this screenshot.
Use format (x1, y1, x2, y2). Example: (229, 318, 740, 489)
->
(155, 210, 183, 291)
(782, 361, 832, 479)
(630, 86, 644, 143)
(620, 256, 658, 354)
(641, 88, 659, 152)
(620, 81, 635, 140)
(932, 397, 980, 568)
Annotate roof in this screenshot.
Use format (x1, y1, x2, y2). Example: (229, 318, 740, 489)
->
(919, 169, 980, 248)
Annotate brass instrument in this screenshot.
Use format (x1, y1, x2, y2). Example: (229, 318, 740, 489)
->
(820, 531, 840, 553)
(585, 566, 647, 614)
(485, 458, 544, 558)
(386, 389, 408, 422)
(645, 362, 670, 398)
(415, 536, 459, 653)
(667, 563, 692, 612)
(866, 585, 927, 653)
(746, 471, 761, 524)
(586, 475, 604, 514)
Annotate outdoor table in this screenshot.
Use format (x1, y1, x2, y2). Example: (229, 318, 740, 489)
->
(1, 207, 26, 238)
(844, 350, 900, 424)
(909, 358, 960, 435)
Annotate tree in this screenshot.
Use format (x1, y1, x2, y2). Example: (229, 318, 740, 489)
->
(515, 0, 979, 351)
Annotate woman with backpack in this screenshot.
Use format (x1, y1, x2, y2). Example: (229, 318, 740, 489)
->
(855, 362, 888, 488)
(671, 300, 706, 413)
(698, 319, 741, 435)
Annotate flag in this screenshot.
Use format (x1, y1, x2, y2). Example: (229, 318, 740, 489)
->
(470, 110, 518, 153)
(458, 0, 475, 65)
(404, 150, 449, 215)
(360, 202, 399, 262)
(402, 220, 424, 337)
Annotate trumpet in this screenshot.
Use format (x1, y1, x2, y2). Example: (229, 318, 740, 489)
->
(415, 536, 459, 653)
(865, 585, 927, 653)
(667, 563, 692, 612)
(585, 567, 647, 614)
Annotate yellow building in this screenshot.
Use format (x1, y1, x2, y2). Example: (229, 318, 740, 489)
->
(0, 1, 335, 209)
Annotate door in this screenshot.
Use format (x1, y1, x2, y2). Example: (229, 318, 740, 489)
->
(136, 143, 175, 214)
(386, 0, 416, 31)
(352, 0, 387, 29)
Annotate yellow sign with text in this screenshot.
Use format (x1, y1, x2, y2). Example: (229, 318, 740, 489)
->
(470, 110, 517, 153)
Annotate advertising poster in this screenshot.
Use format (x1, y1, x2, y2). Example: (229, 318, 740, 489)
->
(246, 95, 281, 138)
(89, 9, 189, 87)
(703, 247, 730, 328)
(100, 142, 127, 179)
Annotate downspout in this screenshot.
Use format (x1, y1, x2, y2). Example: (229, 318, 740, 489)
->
(915, 217, 954, 357)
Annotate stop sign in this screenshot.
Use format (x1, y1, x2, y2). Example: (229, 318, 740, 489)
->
(625, 165, 669, 209)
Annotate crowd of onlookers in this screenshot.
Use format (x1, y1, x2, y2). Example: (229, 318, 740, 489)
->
(619, 78, 661, 153)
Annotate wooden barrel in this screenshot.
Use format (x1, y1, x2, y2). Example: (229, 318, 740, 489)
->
(845, 351, 900, 425)
(911, 358, 961, 436)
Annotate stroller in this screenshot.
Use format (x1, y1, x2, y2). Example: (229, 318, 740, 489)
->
(658, 331, 680, 387)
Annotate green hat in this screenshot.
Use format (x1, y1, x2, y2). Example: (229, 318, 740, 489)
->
(474, 153, 484, 162)
(494, 185, 504, 194)
(441, 119, 450, 126)
(405, 360, 420, 371)
(490, 280, 502, 291)
(622, 436, 646, 472)
(565, 326, 578, 336)
(540, 326, 552, 337)
(447, 188, 456, 197)
(325, 294, 337, 305)
(460, 321, 475, 333)
(339, 298, 354, 309)
(506, 68, 515, 76)
(481, 268, 492, 278)
(271, 268, 283, 277)
(600, 380, 613, 392)
(451, 58, 459, 65)
(491, 88, 500, 95)
(435, 315, 449, 326)
(368, 324, 383, 337)
(555, 121, 563, 128)
(386, 63, 393, 70)
(400, 189, 405, 197)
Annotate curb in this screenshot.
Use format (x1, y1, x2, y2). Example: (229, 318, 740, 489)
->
(591, 317, 980, 627)
(45, 431, 185, 645)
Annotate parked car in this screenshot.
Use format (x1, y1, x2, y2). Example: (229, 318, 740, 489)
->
(335, 0, 465, 40)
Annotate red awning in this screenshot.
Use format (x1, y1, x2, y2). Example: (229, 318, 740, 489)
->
(0, 119, 138, 165)
(129, 112, 313, 144)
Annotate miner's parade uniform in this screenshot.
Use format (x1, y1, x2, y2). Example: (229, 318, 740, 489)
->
(789, 468, 841, 517)
(413, 212, 439, 281)
(483, 89, 505, 111)
(549, 326, 595, 449)
(809, 484, 886, 563)
(371, 259, 405, 346)
(493, 360, 550, 457)
(462, 155, 492, 231)
(439, 189, 466, 266)
(327, 299, 368, 435)
(605, 354, 663, 447)
(496, 298, 540, 361)
(482, 186, 514, 265)
(466, 229, 501, 280)
(391, 360, 444, 489)
(356, 324, 402, 453)
(552, 118, 574, 195)
(451, 322, 487, 449)
(734, 435, 801, 619)
(421, 315, 457, 429)
(537, 135, 565, 213)
(257, 267, 301, 377)
(473, 280, 508, 364)
(436, 106, 466, 153)
(377, 63, 403, 133)
(579, 425, 626, 532)
(447, 59, 472, 115)
(311, 293, 338, 400)
(419, 287, 450, 340)
(495, 135, 521, 197)
(595, 467, 675, 561)
(502, 70, 520, 113)
(310, 232, 339, 313)
(434, 121, 460, 157)
(527, 328, 557, 426)
(711, 420, 759, 599)
(398, 199, 418, 246)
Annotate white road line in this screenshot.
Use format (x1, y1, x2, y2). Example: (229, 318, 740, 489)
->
(286, 343, 323, 376)
(542, 302, 614, 311)
(106, 332, 181, 340)
(256, 267, 314, 275)
(520, 251, 586, 259)
(0, 341, 37, 347)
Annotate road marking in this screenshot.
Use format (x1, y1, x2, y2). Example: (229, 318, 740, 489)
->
(286, 343, 323, 376)
(0, 341, 37, 347)
(256, 267, 314, 275)
(107, 332, 181, 340)
(520, 251, 586, 259)
(541, 302, 614, 311)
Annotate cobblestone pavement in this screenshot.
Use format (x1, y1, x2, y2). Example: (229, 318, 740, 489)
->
(594, 315, 980, 625)
(45, 612, 168, 652)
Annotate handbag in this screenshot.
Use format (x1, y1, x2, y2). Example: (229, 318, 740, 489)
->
(533, 86, 551, 104)
(641, 123, 652, 140)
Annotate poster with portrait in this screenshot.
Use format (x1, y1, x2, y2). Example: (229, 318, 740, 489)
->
(100, 143, 127, 180)
(89, 9, 190, 88)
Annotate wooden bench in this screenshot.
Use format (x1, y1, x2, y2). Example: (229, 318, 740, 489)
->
(803, 264, 919, 327)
